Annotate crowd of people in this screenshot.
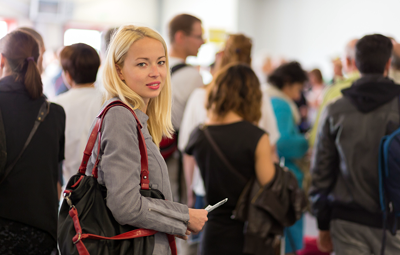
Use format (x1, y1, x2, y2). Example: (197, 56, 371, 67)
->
(0, 12, 400, 255)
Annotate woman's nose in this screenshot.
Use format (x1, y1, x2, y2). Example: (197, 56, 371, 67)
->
(149, 64, 160, 77)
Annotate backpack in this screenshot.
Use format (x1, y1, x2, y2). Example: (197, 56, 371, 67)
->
(159, 63, 188, 159)
(378, 96, 400, 254)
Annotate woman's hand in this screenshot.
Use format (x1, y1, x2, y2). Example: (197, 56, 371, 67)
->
(175, 230, 191, 240)
(187, 208, 208, 233)
(317, 230, 333, 253)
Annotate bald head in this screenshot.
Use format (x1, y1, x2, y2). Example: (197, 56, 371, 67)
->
(343, 38, 358, 74)
(391, 42, 400, 70)
(345, 39, 358, 59)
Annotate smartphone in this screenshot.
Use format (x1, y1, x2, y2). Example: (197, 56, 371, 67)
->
(205, 198, 228, 212)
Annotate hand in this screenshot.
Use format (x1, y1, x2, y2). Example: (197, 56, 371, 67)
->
(175, 230, 191, 240)
(187, 208, 208, 234)
(317, 230, 333, 253)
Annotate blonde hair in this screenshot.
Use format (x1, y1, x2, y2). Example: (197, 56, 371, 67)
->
(102, 25, 173, 145)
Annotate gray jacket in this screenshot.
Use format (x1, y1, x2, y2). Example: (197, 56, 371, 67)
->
(310, 75, 400, 231)
(86, 98, 189, 255)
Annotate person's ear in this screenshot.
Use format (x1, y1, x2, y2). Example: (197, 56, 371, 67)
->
(62, 71, 73, 89)
(384, 58, 392, 76)
(0, 53, 6, 69)
(115, 64, 125, 81)
(175, 31, 185, 44)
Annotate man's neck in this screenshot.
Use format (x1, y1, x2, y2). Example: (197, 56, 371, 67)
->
(169, 44, 187, 62)
(71, 83, 95, 89)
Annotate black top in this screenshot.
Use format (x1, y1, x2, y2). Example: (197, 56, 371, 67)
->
(185, 121, 265, 255)
(0, 75, 65, 242)
(185, 121, 265, 215)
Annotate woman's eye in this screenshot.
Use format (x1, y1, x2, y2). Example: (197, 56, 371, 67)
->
(158, 61, 165, 65)
(137, 63, 146, 67)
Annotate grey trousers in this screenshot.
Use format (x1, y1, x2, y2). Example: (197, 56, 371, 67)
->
(331, 219, 400, 255)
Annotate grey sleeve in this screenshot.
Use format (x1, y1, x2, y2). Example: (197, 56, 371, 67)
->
(309, 104, 339, 230)
(98, 107, 189, 236)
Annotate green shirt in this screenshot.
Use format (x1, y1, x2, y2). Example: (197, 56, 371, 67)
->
(309, 71, 360, 147)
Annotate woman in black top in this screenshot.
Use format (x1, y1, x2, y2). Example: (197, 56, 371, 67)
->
(185, 63, 275, 255)
(0, 30, 65, 254)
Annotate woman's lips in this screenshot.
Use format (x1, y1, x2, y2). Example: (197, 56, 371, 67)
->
(146, 82, 160, 90)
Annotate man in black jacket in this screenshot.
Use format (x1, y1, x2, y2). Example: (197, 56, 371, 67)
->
(310, 34, 400, 254)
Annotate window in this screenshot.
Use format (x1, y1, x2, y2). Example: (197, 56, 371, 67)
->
(64, 28, 101, 51)
(0, 21, 8, 40)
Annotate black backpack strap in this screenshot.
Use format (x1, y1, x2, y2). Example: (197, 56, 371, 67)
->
(0, 109, 6, 175)
(0, 101, 50, 185)
(171, 63, 188, 75)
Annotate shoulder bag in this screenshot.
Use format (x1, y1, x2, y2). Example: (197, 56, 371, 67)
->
(58, 100, 177, 255)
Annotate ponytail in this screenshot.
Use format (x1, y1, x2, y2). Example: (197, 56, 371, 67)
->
(0, 30, 42, 99)
(24, 57, 43, 99)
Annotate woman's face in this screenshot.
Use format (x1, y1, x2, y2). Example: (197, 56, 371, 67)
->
(282, 82, 304, 101)
(117, 37, 167, 107)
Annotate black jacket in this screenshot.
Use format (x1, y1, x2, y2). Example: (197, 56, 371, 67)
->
(0, 75, 65, 242)
(310, 74, 400, 230)
(232, 164, 307, 255)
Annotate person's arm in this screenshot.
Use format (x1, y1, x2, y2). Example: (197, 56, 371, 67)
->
(98, 107, 206, 236)
(259, 91, 280, 146)
(273, 100, 308, 159)
(183, 154, 196, 207)
(309, 104, 339, 237)
(255, 134, 276, 186)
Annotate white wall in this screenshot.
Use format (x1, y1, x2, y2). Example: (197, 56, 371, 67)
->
(71, 0, 159, 27)
(160, 0, 239, 41)
(243, 0, 400, 80)
(4, 0, 400, 80)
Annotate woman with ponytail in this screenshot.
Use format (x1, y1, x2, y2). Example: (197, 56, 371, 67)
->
(0, 30, 65, 254)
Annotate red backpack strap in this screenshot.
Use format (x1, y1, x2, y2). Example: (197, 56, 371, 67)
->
(77, 100, 150, 190)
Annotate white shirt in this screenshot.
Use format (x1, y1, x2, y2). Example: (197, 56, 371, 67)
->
(179, 87, 280, 196)
(53, 87, 103, 184)
(169, 57, 204, 130)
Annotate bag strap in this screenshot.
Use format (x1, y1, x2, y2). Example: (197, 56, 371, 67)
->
(0, 101, 50, 185)
(77, 100, 150, 190)
(171, 63, 188, 75)
(0, 109, 7, 175)
(202, 126, 247, 184)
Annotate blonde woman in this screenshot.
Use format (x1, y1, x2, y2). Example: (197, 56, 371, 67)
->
(85, 25, 208, 254)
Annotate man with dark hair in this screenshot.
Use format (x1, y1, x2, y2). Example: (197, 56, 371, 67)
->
(310, 34, 400, 254)
(53, 43, 103, 187)
(167, 13, 204, 255)
(168, 14, 204, 130)
(166, 14, 204, 199)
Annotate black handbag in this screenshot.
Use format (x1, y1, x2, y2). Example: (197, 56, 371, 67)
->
(58, 101, 177, 255)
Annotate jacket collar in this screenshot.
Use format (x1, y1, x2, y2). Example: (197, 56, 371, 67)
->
(342, 74, 400, 113)
(265, 84, 301, 124)
(0, 75, 26, 93)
